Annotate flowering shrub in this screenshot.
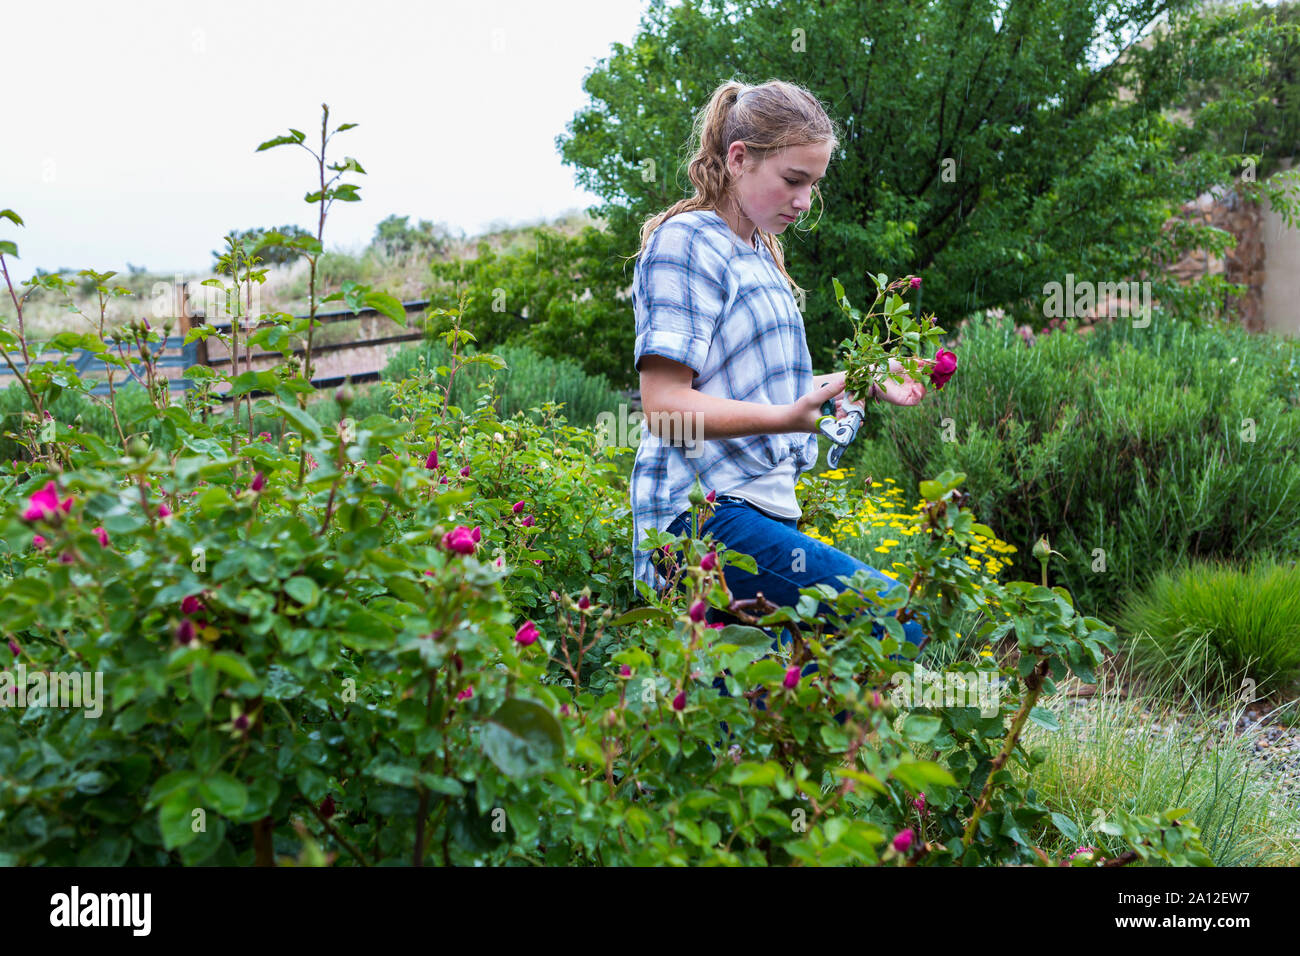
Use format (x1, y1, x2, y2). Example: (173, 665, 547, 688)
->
(0, 110, 1212, 867)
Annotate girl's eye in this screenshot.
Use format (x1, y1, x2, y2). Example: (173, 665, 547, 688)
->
(785, 178, 800, 186)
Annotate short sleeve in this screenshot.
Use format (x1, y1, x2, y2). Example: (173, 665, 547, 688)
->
(633, 219, 727, 378)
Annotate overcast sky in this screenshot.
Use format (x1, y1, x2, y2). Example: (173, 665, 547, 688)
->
(3, 0, 649, 275)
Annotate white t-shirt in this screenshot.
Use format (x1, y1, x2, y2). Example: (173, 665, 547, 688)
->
(723, 456, 802, 519)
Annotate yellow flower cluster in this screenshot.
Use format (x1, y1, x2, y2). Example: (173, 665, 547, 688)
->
(797, 467, 1017, 579)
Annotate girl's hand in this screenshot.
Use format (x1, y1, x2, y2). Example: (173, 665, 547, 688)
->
(791, 370, 847, 433)
(875, 357, 931, 407)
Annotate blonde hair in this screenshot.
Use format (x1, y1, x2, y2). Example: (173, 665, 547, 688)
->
(632, 79, 839, 293)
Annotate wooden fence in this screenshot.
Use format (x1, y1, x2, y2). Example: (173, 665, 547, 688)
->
(0, 290, 430, 400)
(1, 287, 642, 410)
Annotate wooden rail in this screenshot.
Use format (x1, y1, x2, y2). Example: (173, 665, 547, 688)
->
(0, 293, 432, 399)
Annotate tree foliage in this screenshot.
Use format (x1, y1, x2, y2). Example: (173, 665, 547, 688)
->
(555, 0, 1300, 377)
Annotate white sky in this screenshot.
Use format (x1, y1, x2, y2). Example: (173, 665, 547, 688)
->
(2, 0, 650, 274)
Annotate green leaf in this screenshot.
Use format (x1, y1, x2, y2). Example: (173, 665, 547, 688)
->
(1028, 705, 1061, 731)
(891, 760, 957, 791)
(367, 763, 418, 788)
(901, 713, 942, 743)
(159, 789, 202, 850)
(285, 576, 321, 609)
(199, 773, 249, 817)
(1051, 812, 1081, 844)
(363, 291, 407, 327)
(480, 698, 564, 778)
(609, 606, 672, 626)
(210, 651, 257, 684)
(274, 400, 323, 440)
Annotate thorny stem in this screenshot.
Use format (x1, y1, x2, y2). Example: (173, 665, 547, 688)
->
(962, 654, 1050, 847)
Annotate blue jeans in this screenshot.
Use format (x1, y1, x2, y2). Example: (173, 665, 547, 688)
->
(662, 496, 928, 732)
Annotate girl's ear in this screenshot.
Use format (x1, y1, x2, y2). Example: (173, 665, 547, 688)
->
(727, 140, 753, 176)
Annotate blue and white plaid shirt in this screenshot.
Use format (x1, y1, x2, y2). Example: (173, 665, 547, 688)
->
(630, 208, 818, 598)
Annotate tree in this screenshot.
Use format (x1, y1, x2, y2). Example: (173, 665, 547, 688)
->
(428, 225, 633, 386)
(373, 214, 457, 258)
(556, 0, 1300, 377)
(1177, 0, 1300, 182)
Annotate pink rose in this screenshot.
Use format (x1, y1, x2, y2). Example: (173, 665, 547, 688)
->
(441, 526, 478, 555)
(21, 481, 72, 522)
(521, 515, 535, 528)
(909, 276, 922, 290)
(671, 690, 686, 711)
(459, 465, 470, 478)
(512, 501, 525, 513)
(688, 599, 707, 623)
(456, 685, 474, 701)
(892, 828, 915, 853)
(701, 551, 717, 571)
(929, 348, 957, 390)
(181, 595, 204, 615)
(514, 620, 540, 646)
(32, 534, 47, 550)
(619, 665, 631, 677)
(783, 666, 800, 690)
(250, 472, 265, 493)
(92, 527, 109, 548)
(157, 503, 172, 518)
(425, 450, 438, 469)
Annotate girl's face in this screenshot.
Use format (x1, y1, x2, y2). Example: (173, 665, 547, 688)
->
(723, 139, 833, 239)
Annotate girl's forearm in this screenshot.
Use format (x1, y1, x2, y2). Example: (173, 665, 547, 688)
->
(642, 387, 798, 443)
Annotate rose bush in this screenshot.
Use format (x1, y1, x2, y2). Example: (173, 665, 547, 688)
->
(0, 109, 1211, 866)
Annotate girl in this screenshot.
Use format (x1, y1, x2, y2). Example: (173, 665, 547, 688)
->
(629, 78, 934, 651)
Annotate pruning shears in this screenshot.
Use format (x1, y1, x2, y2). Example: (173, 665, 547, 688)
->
(817, 393, 868, 468)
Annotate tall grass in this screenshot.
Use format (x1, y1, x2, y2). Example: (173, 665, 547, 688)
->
(1014, 655, 1300, 866)
(1116, 554, 1300, 704)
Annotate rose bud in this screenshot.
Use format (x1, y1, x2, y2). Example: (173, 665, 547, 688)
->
(425, 450, 439, 470)
(177, 619, 196, 645)
(320, 795, 336, 819)
(701, 551, 717, 571)
(783, 666, 800, 690)
(512, 500, 525, 513)
(672, 690, 686, 711)
(892, 828, 915, 853)
(688, 599, 707, 623)
(514, 620, 540, 646)
(578, 595, 591, 610)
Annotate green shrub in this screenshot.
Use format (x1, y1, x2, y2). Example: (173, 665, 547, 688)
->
(1, 381, 156, 461)
(379, 339, 623, 429)
(847, 313, 1300, 617)
(1116, 555, 1300, 703)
